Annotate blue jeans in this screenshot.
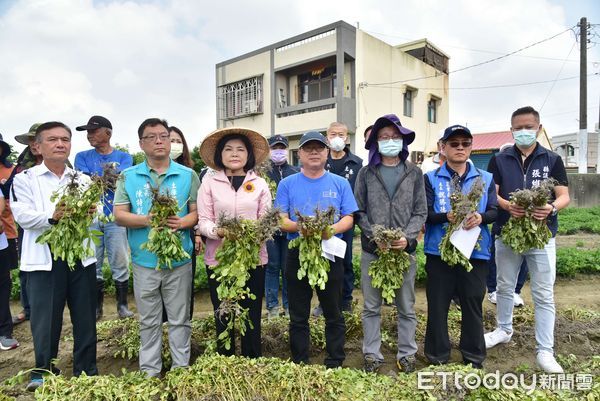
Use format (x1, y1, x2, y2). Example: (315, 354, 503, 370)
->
(341, 228, 354, 308)
(487, 235, 528, 293)
(265, 234, 288, 310)
(495, 238, 556, 354)
(94, 221, 130, 282)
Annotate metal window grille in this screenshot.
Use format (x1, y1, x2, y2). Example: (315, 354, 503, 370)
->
(275, 30, 335, 52)
(218, 76, 263, 120)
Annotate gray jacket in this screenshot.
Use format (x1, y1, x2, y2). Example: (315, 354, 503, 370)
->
(353, 161, 427, 254)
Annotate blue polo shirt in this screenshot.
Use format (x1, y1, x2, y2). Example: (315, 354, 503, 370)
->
(74, 148, 133, 215)
(275, 171, 358, 240)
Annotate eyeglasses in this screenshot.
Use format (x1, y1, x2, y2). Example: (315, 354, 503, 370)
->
(141, 133, 170, 142)
(446, 140, 472, 148)
(301, 145, 326, 153)
(377, 135, 401, 141)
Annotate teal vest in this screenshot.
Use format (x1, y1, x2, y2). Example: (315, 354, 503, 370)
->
(122, 161, 194, 268)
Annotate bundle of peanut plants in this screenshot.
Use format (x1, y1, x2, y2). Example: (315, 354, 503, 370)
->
(501, 179, 556, 253)
(439, 175, 484, 272)
(36, 164, 119, 269)
(140, 186, 190, 269)
(288, 206, 336, 290)
(212, 207, 281, 350)
(368, 225, 411, 304)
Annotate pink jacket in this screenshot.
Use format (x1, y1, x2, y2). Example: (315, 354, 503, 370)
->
(197, 169, 272, 266)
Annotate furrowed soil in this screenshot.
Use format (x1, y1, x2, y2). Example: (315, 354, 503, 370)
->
(2, 275, 599, 384)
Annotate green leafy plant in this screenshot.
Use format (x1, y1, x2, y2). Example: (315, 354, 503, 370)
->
(288, 206, 336, 290)
(501, 179, 555, 253)
(558, 206, 600, 234)
(556, 247, 600, 276)
(36, 166, 117, 269)
(439, 175, 484, 271)
(252, 159, 277, 199)
(140, 186, 190, 269)
(368, 225, 411, 304)
(213, 208, 280, 350)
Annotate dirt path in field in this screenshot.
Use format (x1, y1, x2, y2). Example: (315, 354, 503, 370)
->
(2, 274, 599, 388)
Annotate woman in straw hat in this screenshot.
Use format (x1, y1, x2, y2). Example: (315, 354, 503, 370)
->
(197, 127, 271, 358)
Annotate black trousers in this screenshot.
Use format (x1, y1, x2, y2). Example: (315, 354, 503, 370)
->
(286, 248, 345, 368)
(207, 264, 265, 358)
(424, 255, 488, 366)
(28, 259, 97, 379)
(0, 240, 18, 338)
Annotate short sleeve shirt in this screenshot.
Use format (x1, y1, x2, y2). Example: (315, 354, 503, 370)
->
(274, 171, 358, 240)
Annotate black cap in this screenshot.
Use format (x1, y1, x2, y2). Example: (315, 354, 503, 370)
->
(0, 134, 11, 159)
(76, 115, 112, 131)
(441, 124, 472, 142)
(299, 131, 328, 148)
(268, 134, 288, 148)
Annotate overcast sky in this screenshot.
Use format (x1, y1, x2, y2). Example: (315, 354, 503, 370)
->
(0, 0, 599, 158)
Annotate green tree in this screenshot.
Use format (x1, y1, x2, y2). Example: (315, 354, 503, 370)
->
(114, 143, 130, 153)
(190, 145, 205, 174)
(132, 151, 146, 165)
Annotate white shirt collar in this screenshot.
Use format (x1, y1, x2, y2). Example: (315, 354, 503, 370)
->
(32, 161, 73, 180)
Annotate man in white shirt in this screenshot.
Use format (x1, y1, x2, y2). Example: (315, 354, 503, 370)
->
(11, 122, 98, 392)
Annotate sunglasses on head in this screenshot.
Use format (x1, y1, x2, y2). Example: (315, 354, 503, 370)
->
(446, 140, 472, 148)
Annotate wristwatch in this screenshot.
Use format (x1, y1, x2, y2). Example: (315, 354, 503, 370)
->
(550, 204, 558, 217)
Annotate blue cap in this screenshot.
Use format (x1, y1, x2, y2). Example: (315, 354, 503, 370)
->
(268, 134, 288, 147)
(299, 131, 329, 148)
(441, 124, 472, 141)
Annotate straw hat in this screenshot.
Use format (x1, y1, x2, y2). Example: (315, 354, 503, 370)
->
(199, 127, 269, 170)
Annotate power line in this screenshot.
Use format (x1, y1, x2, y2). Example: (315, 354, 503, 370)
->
(539, 41, 578, 112)
(362, 28, 595, 63)
(466, 104, 599, 131)
(363, 73, 597, 91)
(365, 25, 577, 87)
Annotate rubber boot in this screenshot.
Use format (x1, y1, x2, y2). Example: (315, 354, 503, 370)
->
(96, 280, 104, 322)
(116, 280, 134, 319)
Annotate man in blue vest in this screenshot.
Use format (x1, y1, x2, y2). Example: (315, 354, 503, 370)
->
(484, 106, 570, 373)
(423, 124, 498, 369)
(75, 115, 134, 320)
(114, 118, 199, 377)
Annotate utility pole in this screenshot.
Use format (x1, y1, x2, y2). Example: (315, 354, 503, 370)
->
(597, 96, 600, 173)
(578, 17, 588, 174)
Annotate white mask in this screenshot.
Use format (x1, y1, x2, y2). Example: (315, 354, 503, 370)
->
(329, 137, 346, 152)
(170, 143, 184, 160)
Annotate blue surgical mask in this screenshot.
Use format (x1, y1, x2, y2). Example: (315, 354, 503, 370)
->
(378, 139, 403, 157)
(513, 129, 537, 147)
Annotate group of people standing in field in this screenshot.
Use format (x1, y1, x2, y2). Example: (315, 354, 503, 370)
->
(0, 104, 569, 392)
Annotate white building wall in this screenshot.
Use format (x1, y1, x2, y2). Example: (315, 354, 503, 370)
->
(354, 30, 449, 161)
(274, 108, 337, 135)
(273, 33, 337, 70)
(216, 51, 271, 135)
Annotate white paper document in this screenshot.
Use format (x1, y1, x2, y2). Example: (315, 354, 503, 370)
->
(449, 225, 481, 259)
(321, 236, 347, 262)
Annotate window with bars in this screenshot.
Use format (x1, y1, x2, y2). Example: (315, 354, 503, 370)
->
(218, 76, 263, 119)
(403, 89, 414, 117)
(428, 98, 438, 123)
(297, 66, 336, 104)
